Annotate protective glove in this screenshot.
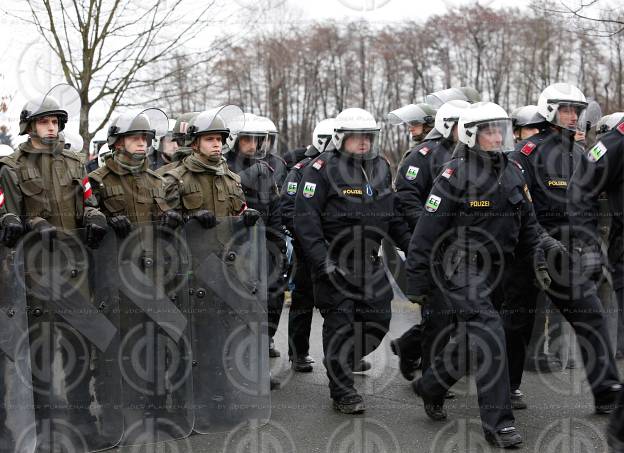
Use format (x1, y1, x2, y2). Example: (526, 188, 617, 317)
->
(539, 233, 568, 256)
(317, 260, 348, 283)
(159, 210, 184, 229)
(242, 209, 261, 227)
(86, 223, 107, 249)
(0, 214, 24, 247)
(186, 210, 217, 229)
(534, 265, 552, 290)
(108, 215, 132, 238)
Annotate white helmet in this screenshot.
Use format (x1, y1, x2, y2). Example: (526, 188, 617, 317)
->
(312, 118, 336, 153)
(97, 143, 111, 167)
(458, 102, 514, 152)
(61, 129, 84, 153)
(332, 108, 380, 158)
(434, 100, 470, 139)
(387, 103, 436, 127)
(256, 116, 278, 154)
(537, 83, 587, 131)
(225, 112, 269, 158)
(596, 112, 624, 134)
(0, 144, 13, 157)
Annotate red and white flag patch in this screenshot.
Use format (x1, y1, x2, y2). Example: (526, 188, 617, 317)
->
(82, 176, 92, 201)
(312, 159, 325, 170)
(617, 122, 624, 135)
(419, 146, 430, 156)
(441, 168, 454, 179)
(0, 188, 4, 208)
(520, 142, 536, 156)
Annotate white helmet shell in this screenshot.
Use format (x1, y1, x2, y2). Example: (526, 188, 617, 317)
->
(226, 113, 269, 157)
(312, 118, 336, 152)
(332, 108, 380, 151)
(97, 143, 111, 167)
(458, 102, 514, 151)
(434, 100, 470, 139)
(0, 144, 13, 157)
(537, 83, 587, 129)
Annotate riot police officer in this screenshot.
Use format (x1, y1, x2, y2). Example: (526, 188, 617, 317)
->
(226, 113, 286, 361)
(280, 117, 335, 372)
(257, 116, 288, 191)
(294, 108, 412, 414)
(156, 112, 200, 176)
(390, 100, 469, 382)
(406, 102, 543, 448)
(501, 83, 621, 412)
(510, 105, 548, 143)
(567, 117, 624, 451)
(162, 106, 260, 224)
(387, 102, 437, 145)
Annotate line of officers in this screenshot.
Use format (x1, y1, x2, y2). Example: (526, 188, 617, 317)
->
(0, 83, 624, 450)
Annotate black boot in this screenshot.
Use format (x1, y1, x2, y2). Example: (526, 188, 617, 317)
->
(412, 379, 447, 421)
(484, 426, 523, 448)
(332, 392, 365, 414)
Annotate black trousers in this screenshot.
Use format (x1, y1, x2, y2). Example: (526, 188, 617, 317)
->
(288, 245, 315, 358)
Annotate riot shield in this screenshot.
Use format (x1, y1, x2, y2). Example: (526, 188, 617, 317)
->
(18, 228, 122, 452)
(114, 222, 193, 446)
(185, 217, 270, 434)
(0, 244, 36, 453)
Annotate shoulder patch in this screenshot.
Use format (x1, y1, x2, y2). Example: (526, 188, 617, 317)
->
(405, 166, 420, 181)
(312, 159, 325, 171)
(286, 181, 298, 196)
(520, 142, 536, 156)
(302, 182, 316, 198)
(441, 168, 454, 179)
(617, 122, 624, 135)
(294, 162, 305, 170)
(425, 194, 441, 212)
(418, 146, 431, 156)
(588, 141, 608, 163)
(0, 188, 5, 208)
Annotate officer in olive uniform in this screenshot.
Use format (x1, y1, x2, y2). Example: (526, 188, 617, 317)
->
(162, 107, 260, 225)
(501, 83, 621, 412)
(280, 117, 335, 372)
(390, 100, 469, 382)
(0, 86, 108, 443)
(88, 109, 181, 233)
(407, 102, 543, 448)
(567, 117, 624, 452)
(294, 108, 412, 414)
(226, 113, 286, 360)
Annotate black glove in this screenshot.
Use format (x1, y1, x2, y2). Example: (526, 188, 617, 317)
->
(0, 214, 24, 247)
(108, 215, 132, 238)
(534, 265, 552, 290)
(406, 293, 429, 305)
(187, 210, 217, 229)
(242, 209, 261, 227)
(86, 223, 107, 249)
(539, 233, 567, 256)
(317, 260, 348, 282)
(29, 219, 57, 243)
(160, 210, 183, 229)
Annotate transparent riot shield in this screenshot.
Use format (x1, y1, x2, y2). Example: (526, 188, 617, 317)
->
(0, 244, 36, 453)
(18, 228, 122, 452)
(114, 222, 193, 446)
(185, 217, 270, 434)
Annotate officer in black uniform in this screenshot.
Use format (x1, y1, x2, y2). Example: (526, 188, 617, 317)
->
(226, 113, 286, 365)
(390, 100, 469, 381)
(406, 101, 544, 448)
(387, 102, 437, 147)
(280, 118, 335, 372)
(501, 83, 621, 412)
(294, 108, 411, 414)
(567, 117, 624, 452)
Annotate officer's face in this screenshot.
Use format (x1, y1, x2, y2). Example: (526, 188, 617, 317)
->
(520, 126, 539, 140)
(34, 116, 59, 139)
(162, 136, 178, 158)
(558, 105, 578, 129)
(238, 135, 258, 156)
(477, 126, 503, 151)
(452, 124, 459, 142)
(343, 134, 371, 154)
(408, 122, 424, 138)
(196, 134, 223, 158)
(123, 134, 148, 154)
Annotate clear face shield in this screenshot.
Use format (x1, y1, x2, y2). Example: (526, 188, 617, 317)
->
(425, 88, 467, 109)
(238, 132, 269, 159)
(114, 108, 168, 162)
(340, 130, 380, 160)
(551, 101, 588, 133)
(474, 119, 515, 153)
(28, 84, 81, 146)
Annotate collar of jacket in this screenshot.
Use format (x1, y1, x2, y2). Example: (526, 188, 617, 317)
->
(108, 154, 148, 175)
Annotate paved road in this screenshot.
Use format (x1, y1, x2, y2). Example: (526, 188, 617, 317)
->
(115, 294, 619, 453)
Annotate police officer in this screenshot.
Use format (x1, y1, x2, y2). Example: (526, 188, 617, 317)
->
(567, 116, 624, 451)
(226, 113, 286, 360)
(162, 106, 260, 225)
(280, 117, 335, 372)
(425, 86, 481, 109)
(389, 100, 469, 383)
(155, 112, 199, 176)
(406, 102, 545, 448)
(294, 108, 412, 414)
(510, 105, 548, 143)
(257, 116, 288, 191)
(88, 109, 181, 232)
(501, 83, 621, 412)
(387, 102, 437, 145)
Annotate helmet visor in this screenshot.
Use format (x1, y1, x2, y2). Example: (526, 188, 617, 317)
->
(339, 130, 380, 160)
(550, 101, 588, 132)
(425, 88, 467, 109)
(474, 119, 514, 153)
